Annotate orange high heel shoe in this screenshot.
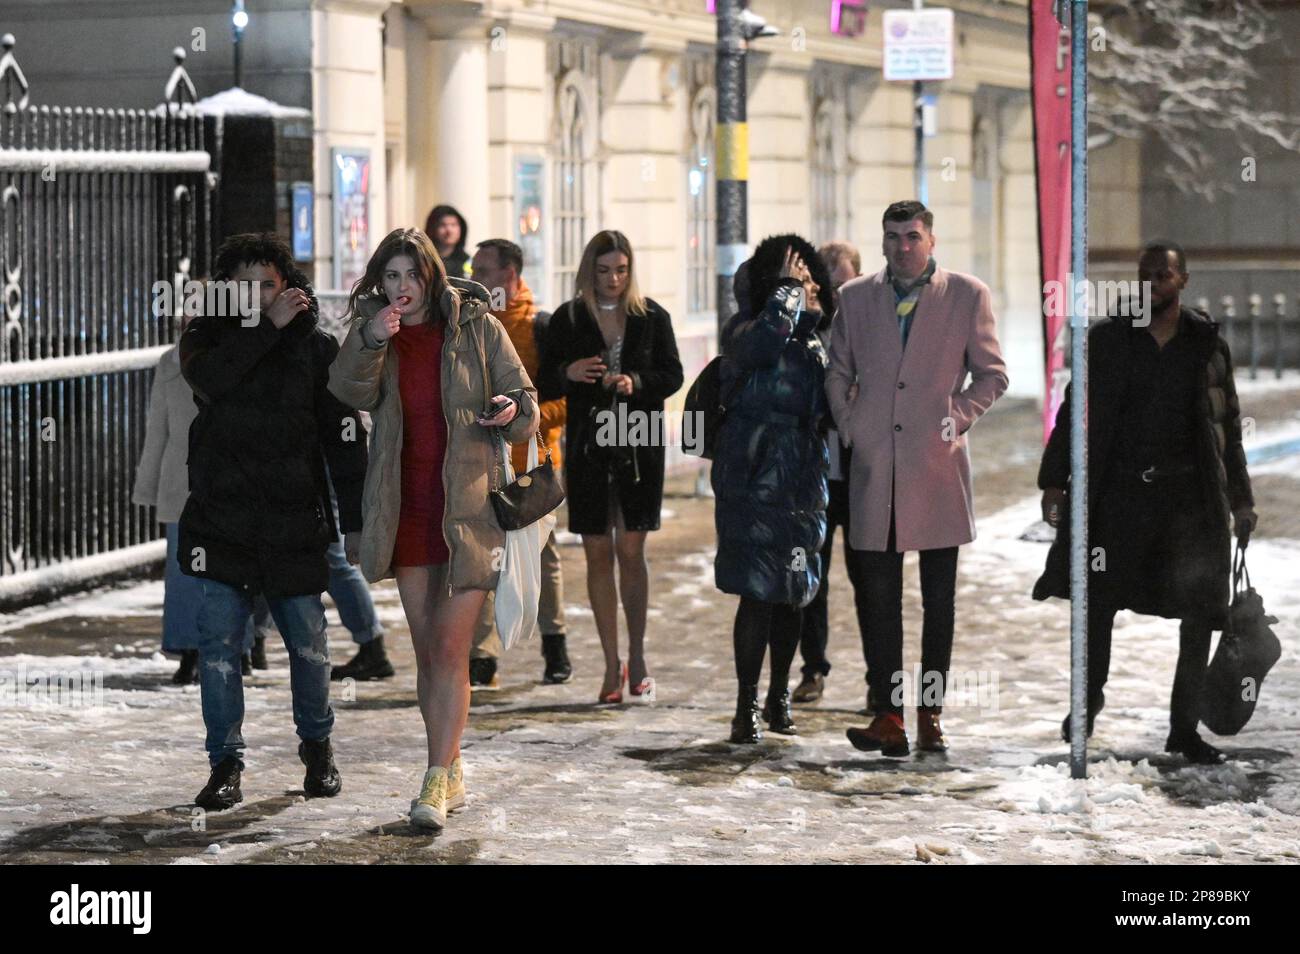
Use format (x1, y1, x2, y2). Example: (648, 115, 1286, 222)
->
(599, 662, 628, 704)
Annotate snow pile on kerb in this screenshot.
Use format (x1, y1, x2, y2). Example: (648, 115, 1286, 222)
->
(1002, 758, 1159, 814)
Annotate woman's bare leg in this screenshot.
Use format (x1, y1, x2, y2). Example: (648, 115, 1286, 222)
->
(396, 566, 486, 768)
(582, 533, 622, 694)
(614, 528, 650, 687)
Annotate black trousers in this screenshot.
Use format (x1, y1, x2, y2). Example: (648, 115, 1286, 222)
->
(1086, 471, 1216, 738)
(847, 517, 959, 715)
(1086, 599, 1214, 740)
(798, 478, 855, 678)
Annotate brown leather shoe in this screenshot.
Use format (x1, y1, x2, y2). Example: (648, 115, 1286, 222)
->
(846, 713, 909, 758)
(791, 673, 825, 704)
(917, 707, 948, 753)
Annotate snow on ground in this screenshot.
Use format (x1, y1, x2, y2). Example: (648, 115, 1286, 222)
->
(0, 484, 1296, 864)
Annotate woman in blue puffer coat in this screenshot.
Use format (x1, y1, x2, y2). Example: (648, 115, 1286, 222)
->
(713, 234, 834, 744)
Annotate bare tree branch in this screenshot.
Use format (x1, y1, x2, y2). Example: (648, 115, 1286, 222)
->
(1087, 0, 1300, 197)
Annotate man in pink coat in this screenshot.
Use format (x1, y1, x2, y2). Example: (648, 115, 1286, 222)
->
(825, 201, 1008, 756)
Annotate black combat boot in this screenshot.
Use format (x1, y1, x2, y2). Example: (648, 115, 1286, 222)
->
(541, 633, 572, 684)
(299, 737, 342, 798)
(729, 684, 763, 744)
(250, 636, 268, 670)
(761, 687, 797, 735)
(195, 756, 243, 810)
(172, 650, 199, 685)
(330, 636, 395, 681)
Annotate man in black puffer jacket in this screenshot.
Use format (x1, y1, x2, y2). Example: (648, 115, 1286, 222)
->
(1034, 240, 1257, 765)
(178, 233, 367, 809)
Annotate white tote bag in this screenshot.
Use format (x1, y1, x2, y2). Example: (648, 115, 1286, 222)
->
(493, 434, 556, 652)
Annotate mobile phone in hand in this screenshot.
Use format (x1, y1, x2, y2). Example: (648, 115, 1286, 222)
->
(477, 396, 514, 424)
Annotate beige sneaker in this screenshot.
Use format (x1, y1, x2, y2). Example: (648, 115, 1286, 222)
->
(447, 756, 466, 812)
(409, 766, 448, 830)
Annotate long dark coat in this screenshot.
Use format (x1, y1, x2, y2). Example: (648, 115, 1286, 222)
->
(178, 287, 367, 599)
(1033, 308, 1254, 628)
(712, 279, 829, 608)
(539, 297, 684, 534)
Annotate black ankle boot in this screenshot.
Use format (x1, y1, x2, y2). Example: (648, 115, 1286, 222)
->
(172, 650, 199, 685)
(1061, 691, 1105, 742)
(729, 684, 763, 744)
(541, 633, 572, 684)
(761, 687, 797, 735)
(1166, 732, 1226, 765)
(299, 737, 342, 797)
(195, 756, 243, 810)
(250, 636, 268, 670)
(330, 636, 395, 682)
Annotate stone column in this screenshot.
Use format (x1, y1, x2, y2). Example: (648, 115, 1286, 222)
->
(410, 6, 491, 245)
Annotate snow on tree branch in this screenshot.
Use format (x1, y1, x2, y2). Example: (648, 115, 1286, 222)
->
(1088, 0, 1300, 197)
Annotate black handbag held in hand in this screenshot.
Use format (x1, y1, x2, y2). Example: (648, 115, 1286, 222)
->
(475, 315, 566, 531)
(490, 432, 566, 531)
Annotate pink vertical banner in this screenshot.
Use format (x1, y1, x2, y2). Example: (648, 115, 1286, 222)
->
(1030, 0, 1072, 443)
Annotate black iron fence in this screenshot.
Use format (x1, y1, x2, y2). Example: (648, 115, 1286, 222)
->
(0, 36, 211, 607)
(1195, 293, 1298, 381)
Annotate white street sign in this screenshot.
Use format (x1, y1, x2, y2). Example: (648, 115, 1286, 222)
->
(883, 8, 955, 82)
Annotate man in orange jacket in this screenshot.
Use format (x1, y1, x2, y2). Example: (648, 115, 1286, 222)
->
(468, 239, 571, 685)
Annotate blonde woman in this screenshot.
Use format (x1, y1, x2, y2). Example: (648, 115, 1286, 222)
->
(538, 231, 683, 704)
(328, 228, 538, 830)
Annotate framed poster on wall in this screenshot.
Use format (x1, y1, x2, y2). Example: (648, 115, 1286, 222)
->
(291, 182, 314, 262)
(514, 157, 546, 306)
(332, 148, 371, 291)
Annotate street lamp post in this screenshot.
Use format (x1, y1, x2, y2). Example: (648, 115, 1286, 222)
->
(714, 0, 777, 339)
(715, 0, 747, 339)
(232, 1, 248, 89)
(1067, 0, 1090, 781)
(912, 0, 927, 204)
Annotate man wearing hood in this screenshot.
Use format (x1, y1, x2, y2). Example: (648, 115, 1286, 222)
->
(178, 233, 367, 810)
(425, 204, 472, 279)
(469, 238, 572, 685)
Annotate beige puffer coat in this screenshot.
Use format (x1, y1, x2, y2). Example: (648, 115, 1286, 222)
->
(327, 277, 538, 590)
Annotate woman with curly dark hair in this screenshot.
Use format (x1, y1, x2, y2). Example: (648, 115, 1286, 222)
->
(712, 234, 834, 744)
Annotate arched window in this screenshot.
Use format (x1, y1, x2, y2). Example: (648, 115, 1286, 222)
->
(686, 86, 716, 320)
(553, 71, 593, 305)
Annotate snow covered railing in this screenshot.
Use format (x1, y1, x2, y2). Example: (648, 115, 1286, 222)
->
(0, 149, 210, 174)
(0, 346, 171, 386)
(0, 540, 166, 605)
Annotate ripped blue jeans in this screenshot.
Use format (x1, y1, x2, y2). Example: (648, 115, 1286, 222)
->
(196, 580, 334, 768)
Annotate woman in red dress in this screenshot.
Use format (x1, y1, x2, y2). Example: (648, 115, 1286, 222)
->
(330, 228, 538, 830)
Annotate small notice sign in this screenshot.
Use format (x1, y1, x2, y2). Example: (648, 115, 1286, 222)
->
(883, 8, 955, 82)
